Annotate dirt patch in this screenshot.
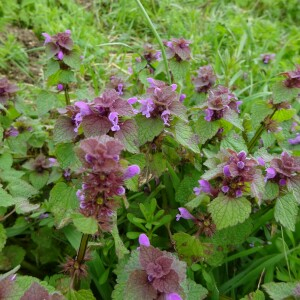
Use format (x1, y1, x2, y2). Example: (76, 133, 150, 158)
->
(0, 26, 43, 84)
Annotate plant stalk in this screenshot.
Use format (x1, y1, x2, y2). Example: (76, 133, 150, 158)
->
(134, 0, 171, 84)
(73, 233, 90, 290)
(64, 84, 71, 106)
(247, 108, 277, 153)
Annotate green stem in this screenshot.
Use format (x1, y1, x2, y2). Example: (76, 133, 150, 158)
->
(73, 234, 90, 290)
(134, 0, 171, 84)
(64, 84, 71, 106)
(247, 108, 277, 153)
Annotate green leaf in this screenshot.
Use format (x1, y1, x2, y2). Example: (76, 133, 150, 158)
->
(263, 282, 299, 300)
(263, 181, 279, 201)
(272, 81, 300, 104)
(173, 232, 208, 265)
(212, 218, 253, 246)
(223, 110, 244, 130)
(63, 50, 82, 69)
(240, 290, 265, 300)
(55, 143, 81, 170)
(0, 223, 7, 252)
(111, 214, 130, 260)
(273, 108, 296, 122)
(174, 120, 200, 153)
(220, 131, 247, 152)
(72, 213, 98, 234)
(184, 278, 208, 300)
(53, 116, 77, 143)
(29, 171, 49, 189)
(44, 59, 60, 77)
(0, 188, 15, 207)
(208, 195, 251, 229)
(148, 153, 166, 177)
(194, 117, 219, 144)
(48, 182, 79, 228)
(7, 179, 38, 198)
(250, 100, 272, 128)
(169, 60, 190, 82)
(59, 70, 76, 84)
(0, 245, 26, 271)
(115, 119, 139, 153)
(0, 152, 13, 170)
(287, 175, 300, 203)
(136, 115, 164, 145)
(261, 131, 276, 148)
(175, 170, 201, 204)
(36, 90, 58, 115)
(274, 193, 298, 231)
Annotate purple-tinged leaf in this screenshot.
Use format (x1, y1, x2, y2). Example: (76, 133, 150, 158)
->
(112, 99, 135, 116)
(168, 101, 187, 121)
(53, 116, 77, 143)
(115, 120, 139, 153)
(81, 115, 111, 137)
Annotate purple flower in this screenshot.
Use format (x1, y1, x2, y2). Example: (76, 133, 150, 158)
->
(265, 167, 276, 182)
(161, 110, 171, 126)
(176, 208, 195, 221)
(223, 165, 231, 177)
(139, 98, 155, 118)
(108, 112, 120, 132)
(179, 94, 186, 102)
(221, 185, 230, 193)
(261, 53, 275, 64)
(75, 101, 92, 116)
(57, 50, 64, 60)
(279, 178, 287, 186)
(193, 179, 212, 195)
(288, 134, 300, 145)
(117, 83, 123, 95)
(204, 108, 214, 121)
(57, 83, 64, 91)
(42, 33, 52, 44)
(166, 293, 182, 300)
(192, 65, 216, 93)
(128, 97, 138, 105)
(139, 234, 150, 247)
(76, 189, 85, 202)
(171, 84, 177, 91)
(237, 161, 245, 169)
(124, 165, 140, 179)
(48, 158, 57, 167)
(257, 157, 265, 166)
(116, 186, 125, 195)
(235, 189, 243, 197)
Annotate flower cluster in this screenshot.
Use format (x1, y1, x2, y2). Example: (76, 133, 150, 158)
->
(265, 151, 300, 187)
(202, 85, 242, 122)
(192, 65, 216, 93)
(0, 77, 18, 105)
(63, 89, 134, 134)
(163, 38, 191, 61)
(176, 208, 216, 237)
(128, 78, 186, 126)
(194, 150, 259, 199)
(42, 30, 73, 60)
(75, 136, 140, 232)
(126, 234, 185, 300)
(24, 154, 57, 173)
(281, 65, 300, 88)
(143, 43, 162, 62)
(260, 53, 275, 64)
(108, 76, 126, 96)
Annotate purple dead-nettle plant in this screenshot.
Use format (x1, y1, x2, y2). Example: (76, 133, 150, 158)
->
(23, 154, 57, 173)
(42, 29, 73, 61)
(199, 85, 242, 122)
(143, 43, 162, 62)
(163, 38, 191, 61)
(194, 150, 261, 199)
(0, 77, 18, 105)
(260, 53, 275, 64)
(289, 133, 300, 145)
(264, 151, 300, 188)
(126, 234, 186, 300)
(108, 76, 127, 96)
(61, 89, 134, 135)
(192, 65, 217, 93)
(281, 65, 300, 88)
(75, 136, 140, 233)
(128, 78, 186, 126)
(176, 208, 216, 237)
